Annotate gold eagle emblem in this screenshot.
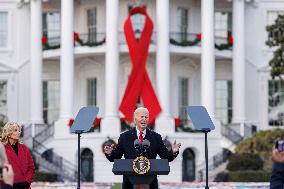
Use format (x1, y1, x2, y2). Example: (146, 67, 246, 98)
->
(132, 156, 151, 175)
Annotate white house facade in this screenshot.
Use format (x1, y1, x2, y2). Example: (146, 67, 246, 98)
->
(0, 0, 282, 183)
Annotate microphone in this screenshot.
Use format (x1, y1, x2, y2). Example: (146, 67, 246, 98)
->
(142, 139, 150, 153)
(134, 139, 141, 154)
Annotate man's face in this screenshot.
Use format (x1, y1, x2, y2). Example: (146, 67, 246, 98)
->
(135, 110, 149, 131)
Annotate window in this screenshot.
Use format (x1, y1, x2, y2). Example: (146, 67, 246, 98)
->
(177, 7, 188, 41)
(215, 80, 233, 124)
(42, 81, 60, 124)
(267, 11, 284, 26)
(268, 80, 284, 126)
(128, 5, 146, 38)
(178, 77, 188, 125)
(266, 11, 284, 41)
(81, 148, 94, 182)
(87, 78, 97, 106)
(215, 12, 232, 38)
(0, 12, 8, 48)
(42, 12, 60, 45)
(182, 148, 195, 182)
(87, 8, 97, 42)
(0, 81, 7, 117)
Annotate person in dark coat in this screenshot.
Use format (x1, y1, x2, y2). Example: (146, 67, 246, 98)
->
(1, 122, 35, 189)
(270, 146, 284, 189)
(104, 107, 181, 189)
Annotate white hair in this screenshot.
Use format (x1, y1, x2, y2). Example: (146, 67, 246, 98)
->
(133, 107, 149, 123)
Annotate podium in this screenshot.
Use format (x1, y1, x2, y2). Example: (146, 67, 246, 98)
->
(112, 159, 170, 188)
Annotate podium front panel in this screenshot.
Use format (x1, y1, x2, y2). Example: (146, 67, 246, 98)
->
(112, 159, 170, 175)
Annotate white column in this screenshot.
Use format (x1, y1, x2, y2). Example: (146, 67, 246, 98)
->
(232, 0, 246, 123)
(155, 0, 174, 135)
(100, 0, 120, 135)
(59, 0, 74, 120)
(201, 0, 215, 117)
(30, 0, 43, 125)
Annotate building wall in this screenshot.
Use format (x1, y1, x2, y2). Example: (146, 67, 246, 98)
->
(2, 0, 284, 183)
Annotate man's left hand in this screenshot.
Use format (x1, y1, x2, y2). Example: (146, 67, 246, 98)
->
(172, 140, 181, 154)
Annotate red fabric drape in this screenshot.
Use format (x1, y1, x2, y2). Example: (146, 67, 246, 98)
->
(119, 7, 161, 124)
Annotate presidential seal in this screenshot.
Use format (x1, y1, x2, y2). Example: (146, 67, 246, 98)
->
(132, 156, 151, 175)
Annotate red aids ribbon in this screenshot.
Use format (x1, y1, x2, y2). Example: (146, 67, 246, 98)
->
(119, 7, 161, 124)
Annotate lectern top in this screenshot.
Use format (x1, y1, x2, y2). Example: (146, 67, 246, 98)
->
(70, 106, 99, 133)
(187, 106, 215, 131)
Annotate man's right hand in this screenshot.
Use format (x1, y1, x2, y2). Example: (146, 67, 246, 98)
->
(104, 144, 115, 155)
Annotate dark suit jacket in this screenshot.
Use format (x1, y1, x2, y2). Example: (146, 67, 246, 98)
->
(105, 128, 178, 189)
(270, 162, 284, 189)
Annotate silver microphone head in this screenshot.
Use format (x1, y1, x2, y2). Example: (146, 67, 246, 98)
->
(134, 139, 141, 147)
(142, 139, 150, 147)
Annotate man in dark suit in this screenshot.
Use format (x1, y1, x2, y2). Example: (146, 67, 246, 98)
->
(104, 107, 181, 189)
(270, 146, 284, 189)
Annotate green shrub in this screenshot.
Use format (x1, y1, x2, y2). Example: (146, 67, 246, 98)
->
(235, 128, 284, 170)
(228, 170, 271, 182)
(214, 171, 229, 182)
(34, 171, 58, 182)
(227, 153, 263, 171)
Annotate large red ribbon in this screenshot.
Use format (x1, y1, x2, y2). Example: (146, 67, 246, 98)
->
(119, 7, 161, 124)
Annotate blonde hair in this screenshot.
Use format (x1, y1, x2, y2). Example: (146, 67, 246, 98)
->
(1, 122, 22, 145)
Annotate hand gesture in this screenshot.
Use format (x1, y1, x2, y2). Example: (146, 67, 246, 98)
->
(172, 140, 181, 154)
(104, 144, 115, 155)
(272, 147, 284, 163)
(2, 163, 14, 185)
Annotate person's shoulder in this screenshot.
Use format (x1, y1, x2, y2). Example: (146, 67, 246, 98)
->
(147, 128, 161, 138)
(121, 128, 135, 136)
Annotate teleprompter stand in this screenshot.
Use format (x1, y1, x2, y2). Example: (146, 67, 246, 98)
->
(70, 106, 99, 189)
(187, 106, 215, 189)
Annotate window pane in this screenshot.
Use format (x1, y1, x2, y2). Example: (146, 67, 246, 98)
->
(215, 80, 233, 124)
(268, 80, 284, 126)
(42, 12, 60, 45)
(178, 77, 188, 124)
(87, 78, 97, 106)
(215, 12, 231, 38)
(42, 81, 60, 124)
(0, 12, 8, 47)
(177, 7, 188, 41)
(87, 8, 97, 42)
(0, 81, 7, 117)
(267, 11, 284, 26)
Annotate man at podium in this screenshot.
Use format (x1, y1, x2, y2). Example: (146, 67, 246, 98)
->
(104, 107, 181, 189)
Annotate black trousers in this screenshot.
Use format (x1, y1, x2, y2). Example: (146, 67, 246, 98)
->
(270, 162, 284, 189)
(122, 176, 158, 189)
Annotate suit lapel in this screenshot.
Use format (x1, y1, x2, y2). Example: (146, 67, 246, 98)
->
(144, 128, 152, 141)
(130, 128, 137, 141)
